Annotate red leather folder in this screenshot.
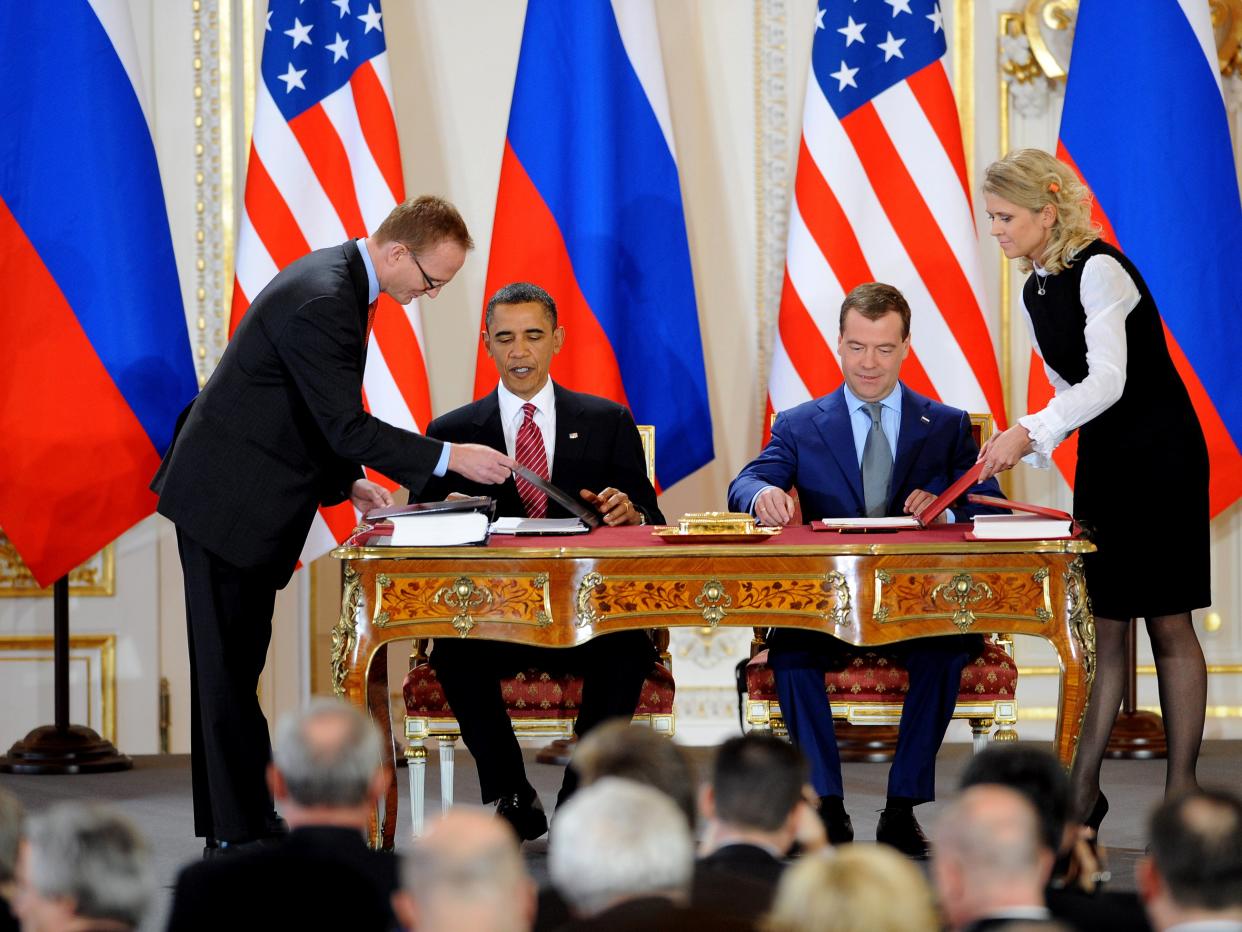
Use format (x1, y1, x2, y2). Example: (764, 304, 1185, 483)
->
(965, 493, 1072, 521)
(913, 461, 986, 527)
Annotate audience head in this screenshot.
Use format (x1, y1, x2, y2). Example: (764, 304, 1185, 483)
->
(549, 777, 694, 918)
(269, 697, 388, 827)
(933, 785, 1052, 932)
(959, 744, 1069, 853)
(12, 803, 153, 932)
(764, 846, 937, 932)
(393, 808, 534, 932)
(1138, 788, 1242, 930)
(0, 788, 23, 896)
(701, 734, 808, 851)
(570, 721, 697, 828)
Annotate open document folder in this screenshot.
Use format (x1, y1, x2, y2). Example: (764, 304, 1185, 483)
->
(817, 462, 987, 532)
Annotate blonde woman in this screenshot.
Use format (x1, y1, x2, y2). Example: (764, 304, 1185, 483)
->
(979, 148, 1210, 840)
(764, 846, 938, 932)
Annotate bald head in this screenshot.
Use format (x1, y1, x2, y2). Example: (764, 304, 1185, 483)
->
(396, 809, 534, 932)
(934, 785, 1051, 929)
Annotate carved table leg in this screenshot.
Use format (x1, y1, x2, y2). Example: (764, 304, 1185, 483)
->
(1056, 557, 1097, 769)
(366, 644, 398, 851)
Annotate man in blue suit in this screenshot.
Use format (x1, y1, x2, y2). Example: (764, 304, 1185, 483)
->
(728, 282, 1004, 859)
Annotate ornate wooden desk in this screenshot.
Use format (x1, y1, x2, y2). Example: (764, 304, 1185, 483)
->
(332, 524, 1096, 849)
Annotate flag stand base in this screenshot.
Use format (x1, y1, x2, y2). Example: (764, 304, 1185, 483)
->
(0, 575, 133, 775)
(1104, 619, 1167, 760)
(0, 725, 131, 775)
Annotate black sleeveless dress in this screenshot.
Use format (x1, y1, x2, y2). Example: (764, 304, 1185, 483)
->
(1023, 239, 1210, 619)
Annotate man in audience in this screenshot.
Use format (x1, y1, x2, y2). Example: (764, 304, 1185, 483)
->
(961, 745, 1151, 931)
(570, 720, 697, 828)
(1138, 789, 1242, 932)
(393, 808, 535, 932)
(933, 784, 1055, 931)
(693, 733, 825, 922)
(422, 281, 665, 842)
(11, 803, 153, 932)
(0, 789, 22, 932)
(167, 698, 398, 930)
(728, 282, 1004, 857)
(549, 778, 748, 930)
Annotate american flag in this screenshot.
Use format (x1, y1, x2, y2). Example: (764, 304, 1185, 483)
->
(232, 0, 430, 561)
(768, 0, 1005, 433)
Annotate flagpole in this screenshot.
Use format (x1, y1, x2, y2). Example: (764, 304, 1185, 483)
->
(0, 576, 131, 774)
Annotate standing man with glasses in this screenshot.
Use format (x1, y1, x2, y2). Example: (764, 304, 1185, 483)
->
(153, 196, 515, 857)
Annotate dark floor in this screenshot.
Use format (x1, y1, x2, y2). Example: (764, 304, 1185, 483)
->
(4, 741, 1238, 930)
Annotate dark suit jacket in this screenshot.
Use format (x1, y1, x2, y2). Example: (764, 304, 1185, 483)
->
(152, 240, 443, 584)
(556, 896, 753, 931)
(421, 383, 663, 525)
(166, 826, 399, 931)
(691, 843, 785, 923)
(727, 383, 1003, 522)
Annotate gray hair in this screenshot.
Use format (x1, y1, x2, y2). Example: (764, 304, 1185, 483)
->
(0, 787, 23, 884)
(24, 803, 153, 928)
(549, 777, 693, 917)
(272, 697, 383, 807)
(937, 785, 1044, 882)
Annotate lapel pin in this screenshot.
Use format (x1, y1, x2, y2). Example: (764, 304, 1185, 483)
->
(920, 415, 930, 424)
(569, 432, 579, 439)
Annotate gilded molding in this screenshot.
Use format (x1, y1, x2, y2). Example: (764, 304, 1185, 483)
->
(192, 0, 227, 383)
(331, 564, 362, 697)
(576, 571, 606, 628)
(932, 573, 996, 633)
(1064, 556, 1096, 687)
(432, 577, 493, 637)
(0, 536, 114, 597)
(0, 635, 117, 744)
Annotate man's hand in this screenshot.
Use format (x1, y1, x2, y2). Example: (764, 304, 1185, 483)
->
(754, 487, 796, 527)
(350, 478, 394, 514)
(448, 443, 516, 485)
(977, 425, 1034, 481)
(793, 791, 829, 854)
(903, 489, 947, 523)
(580, 487, 643, 526)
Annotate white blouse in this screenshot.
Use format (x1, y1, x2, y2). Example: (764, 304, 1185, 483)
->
(1018, 253, 1141, 468)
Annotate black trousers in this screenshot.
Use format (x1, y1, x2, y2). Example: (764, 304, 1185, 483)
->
(176, 528, 279, 841)
(430, 631, 656, 803)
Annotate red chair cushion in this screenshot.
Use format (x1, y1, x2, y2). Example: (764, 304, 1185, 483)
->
(746, 639, 1016, 704)
(403, 660, 675, 721)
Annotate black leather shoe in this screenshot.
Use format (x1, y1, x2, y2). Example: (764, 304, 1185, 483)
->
(496, 790, 548, 842)
(817, 799, 854, 845)
(876, 807, 930, 859)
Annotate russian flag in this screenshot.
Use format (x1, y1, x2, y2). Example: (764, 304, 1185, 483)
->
(1050, 0, 1242, 516)
(0, 2, 197, 585)
(477, 0, 714, 489)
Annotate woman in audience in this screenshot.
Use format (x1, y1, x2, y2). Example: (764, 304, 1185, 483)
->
(763, 846, 937, 932)
(979, 148, 1210, 839)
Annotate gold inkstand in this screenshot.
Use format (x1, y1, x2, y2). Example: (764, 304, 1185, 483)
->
(652, 511, 782, 544)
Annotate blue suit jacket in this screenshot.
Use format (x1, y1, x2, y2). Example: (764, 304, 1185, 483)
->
(727, 384, 1003, 521)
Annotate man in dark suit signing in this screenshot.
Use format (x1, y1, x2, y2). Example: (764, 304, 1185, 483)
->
(728, 282, 1004, 858)
(420, 281, 665, 841)
(152, 197, 514, 854)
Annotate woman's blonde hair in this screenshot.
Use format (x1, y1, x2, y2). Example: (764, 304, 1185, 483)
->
(763, 846, 939, 932)
(983, 148, 1099, 274)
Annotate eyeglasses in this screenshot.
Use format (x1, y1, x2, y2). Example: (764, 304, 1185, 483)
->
(407, 250, 445, 293)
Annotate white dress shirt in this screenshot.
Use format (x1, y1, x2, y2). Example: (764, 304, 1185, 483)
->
(497, 378, 556, 467)
(1019, 253, 1141, 468)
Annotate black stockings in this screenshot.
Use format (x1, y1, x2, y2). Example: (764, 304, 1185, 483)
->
(1068, 613, 1205, 825)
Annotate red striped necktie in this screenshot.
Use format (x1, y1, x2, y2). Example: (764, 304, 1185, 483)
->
(514, 402, 549, 519)
(365, 299, 379, 342)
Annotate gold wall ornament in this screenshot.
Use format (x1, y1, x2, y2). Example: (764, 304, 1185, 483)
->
(0, 533, 114, 597)
(432, 577, 495, 637)
(1064, 557, 1096, 687)
(823, 570, 852, 628)
(694, 579, 732, 627)
(1213, 0, 1242, 75)
(932, 574, 996, 633)
(331, 565, 362, 697)
(576, 571, 605, 628)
